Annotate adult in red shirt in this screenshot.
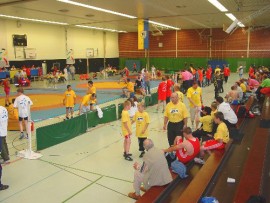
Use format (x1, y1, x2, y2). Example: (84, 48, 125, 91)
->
(198, 68, 203, 87)
(166, 75, 174, 104)
(206, 66, 212, 86)
(157, 77, 167, 112)
(164, 127, 200, 164)
(26, 67, 31, 80)
(223, 65, 231, 83)
(248, 66, 255, 78)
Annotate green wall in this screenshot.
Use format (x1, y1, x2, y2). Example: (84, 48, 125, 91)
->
(120, 57, 270, 72)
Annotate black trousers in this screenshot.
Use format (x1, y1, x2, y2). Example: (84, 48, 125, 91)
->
(224, 76, 228, 83)
(138, 138, 147, 151)
(192, 129, 213, 142)
(167, 121, 184, 146)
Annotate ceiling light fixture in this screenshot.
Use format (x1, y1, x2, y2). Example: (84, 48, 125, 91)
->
(0, 14, 68, 25)
(57, 0, 136, 19)
(226, 13, 245, 27)
(75, 25, 127, 33)
(208, 0, 228, 12)
(148, 20, 180, 30)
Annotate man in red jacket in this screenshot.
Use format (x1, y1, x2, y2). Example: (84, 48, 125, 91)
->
(223, 64, 230, 83)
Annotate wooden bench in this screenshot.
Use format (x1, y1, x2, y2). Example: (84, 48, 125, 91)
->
(260, 96, 270, 128)
(175, 140, 233, 203)
(233, 128, 269, 203)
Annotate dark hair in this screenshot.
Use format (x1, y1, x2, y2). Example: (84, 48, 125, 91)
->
(183, 127, 192, 134)
(91, 93, 96, 98)
(214, 111, 224, 121)
(127, 78, 130, 82)
(88, 80, 93, 85)
(216, 96, 224, 104)
(67, 85, 71, 89)
(203, 106, 212, 115)
(12, 98, 15, 103)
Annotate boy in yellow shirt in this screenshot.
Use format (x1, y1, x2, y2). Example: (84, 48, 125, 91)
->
(173, 84, 184, 103)
(63, 85, 76, 119)
(78, 93, 91, 115)
(132, 103, 150, 158)
(123, 79, 135, 98)
(195, 112, 229, 164)
(122, 100, 133, 161)
(89, 93, 97, 111)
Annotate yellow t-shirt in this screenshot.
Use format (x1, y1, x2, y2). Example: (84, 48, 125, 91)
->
(199, 115, 213, 133)
(240, 83, 246, 93)
(133, 111, 150, 138)
(175, 91, 184, 103)
(164, 102, 188, 122)
(90, 98, 97, 104)
(214, 122, 229, 143)
(88, 86, 96, 94)
(64, 90, 76, 107)
(187, 87, 202, 107)
(211, 109, 217, 118)
(7, 104, 18, 120)
(121, 110, 131, 136)
(127, 82, 134, 93)
(81, 94, 91, 106)
(215, 68, 221, 74)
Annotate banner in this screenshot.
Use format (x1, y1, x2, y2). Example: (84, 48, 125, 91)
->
(66, 48, 75, 64)
(0, 49, 9, 67)
(138, 19, 149, 50)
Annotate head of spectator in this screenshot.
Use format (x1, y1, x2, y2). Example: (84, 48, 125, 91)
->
(214, 112, 225, 124)
(170, 93, 179, 105)
(17, 87, 24, 95)
(174, 84, 181, 92)
(161, 76, 166, 81)
(202, 106, 212, 116)
(216, 96, 224, 105)
(143, 139, 154, 151)
(192, 81, 198, 89)
(231, 85, 237, 91)
(137, 102, 145, 113)
(88, 80, 93, 87)
(67, 85, 72, 91)
(123, 100, 131, 110)
(183, 127, 193, 139)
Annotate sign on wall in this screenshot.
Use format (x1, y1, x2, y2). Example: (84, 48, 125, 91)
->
(138, 19, 149, 50)
(14, 47, 24, 59)
(86, 48, 94, 57)
(0, 48, 9, 67)
(25, 48, 37, 59)
(66, 49, 75, 64)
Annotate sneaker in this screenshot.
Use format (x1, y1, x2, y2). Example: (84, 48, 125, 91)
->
(128, 192, 141, 200)
(125, 155, 133, 161)
(139, 151, 145, 158)
(19, 132, 24, 140)
(123, 152, 132, 157)
(25, 135, 29, 139)
(194, 157, 205, 165)
(0, 185, 9, 191)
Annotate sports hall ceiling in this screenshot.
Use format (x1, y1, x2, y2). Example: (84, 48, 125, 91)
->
(0, 0, 269, 32)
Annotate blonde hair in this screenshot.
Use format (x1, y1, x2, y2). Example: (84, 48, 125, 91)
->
(124, 100, 131, 108)
(211, 101, 218, 110)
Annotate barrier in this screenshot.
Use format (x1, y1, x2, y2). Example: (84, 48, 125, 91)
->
(86, 111, 99, 128)
(151, 92, 158, 105)
(144, 96, 152, 107)
(118, 103, 124, 119)
(99, 104, 117, 124)
(36, 114, 87, 150)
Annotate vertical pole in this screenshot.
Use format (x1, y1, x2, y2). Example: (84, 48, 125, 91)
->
(247, 28, 250, 58)
(176, 30, 178, 58)
(103, 31, 106, 70)
(27, 101, 32, 156)
(209, 28, 212, 59)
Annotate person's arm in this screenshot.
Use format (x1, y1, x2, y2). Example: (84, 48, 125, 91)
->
(63, 98, 66, 106)
(188, 97, 197, 107)
(163, 143, 183, 153)
(141, 123, 149, 134)
(123, 122, 132, 135)
(163, 116, 168, 130)
(183, 118, 187, 128)
(78, 104, 83, 115)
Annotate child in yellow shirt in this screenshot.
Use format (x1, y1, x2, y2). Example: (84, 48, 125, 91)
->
(122, 100, 133, 161)
(63, 85, 76, 119)
(132, 103, 150, 158)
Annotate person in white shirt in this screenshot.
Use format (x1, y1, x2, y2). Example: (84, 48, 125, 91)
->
(13, 87, 33, 139)
(128, 97, 138, 119)
(151, 65, 156, 79)
(63, 66, 68, 81)
(216, 96, 238, 128)
(0, 106, 9, 163)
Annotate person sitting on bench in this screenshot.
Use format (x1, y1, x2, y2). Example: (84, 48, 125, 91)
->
(192, 107, 213, 142)
(128, 139, 172, 200)
(164, 127, 200, 164)
(225, 85, 239, 105)
(195, 112, 230, 164)
(216, 96, 238, 128)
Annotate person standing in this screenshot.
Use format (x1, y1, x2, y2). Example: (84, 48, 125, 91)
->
(151, 65, 156, 79)
(13, 87, 33, 139)
(187, 81, 202, 130)
(87, 80, 96, 95)
(63, 65, 68, 81)
(206, 65, 212, 86)
(128, 139, 172, 200)
(132, 103, 150, 158)
(132, 63, 137, 73)
(63, 85, 76, 120)
(2, 76, 11, 107)
(166, 75, 174, 104)
(156, 77, 167, 112)
(223, 65, 231, 83)
(163, 93, 188, 146)
(237, 64, 244, 79)
(144, 70, 151, 95)
(0, 139, 9, 191)
(78, 93, 91, 115)
(0, 106, 9, 163)
(122, 100, 133, 161)
(70, 64, 76, 80)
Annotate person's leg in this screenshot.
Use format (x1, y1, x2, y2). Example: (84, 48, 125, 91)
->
(194, 107, 201, 130)
(24, 119, 29, 137)
(18, 118, 25, 139)
(138, 138, 146, 157)
(124, 136, 132, 160)
(70, 107, 74, 118)
(167, 123, 175, 146)
(156, 100, 160, 110)
(162, 100, 166, 112)
(166, 97, 170, 104)
(190, 108, 195, 129)
(133, 170, 143, 195)
(1, 137, 9, 161)
(66, 107, 69, 119)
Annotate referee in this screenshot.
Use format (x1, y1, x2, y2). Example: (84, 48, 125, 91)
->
(163, 93, 188, 146)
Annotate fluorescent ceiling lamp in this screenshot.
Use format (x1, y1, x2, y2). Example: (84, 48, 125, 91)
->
(148, 20, 180, 30)
(208, 0, 228, 12)
(57, 0, 136, 19)
(75, 25, 127, 33)
(226, 13, 245, 27)
(0, 14, 68, 25)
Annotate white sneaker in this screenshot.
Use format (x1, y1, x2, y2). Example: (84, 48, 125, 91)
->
(194, 157, 205, 165)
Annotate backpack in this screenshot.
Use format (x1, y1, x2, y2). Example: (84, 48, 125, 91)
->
(236, 105, 247, 118)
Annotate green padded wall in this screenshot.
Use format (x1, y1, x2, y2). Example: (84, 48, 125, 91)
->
(144, 96, 152, 107)
(118, 103, 124, 119)
(151, 92, 158, 105)
(99, 104, 117, 124)
(86, 111, 99, 128)
(36, 114, 87, 150)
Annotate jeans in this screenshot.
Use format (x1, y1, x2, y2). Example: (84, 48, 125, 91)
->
(144, 81, 151, 94)
(0, 137, 9, 161)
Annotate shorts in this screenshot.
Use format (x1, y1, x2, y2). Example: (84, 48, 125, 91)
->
(203, 139, 225, 150)
(158, 93, 166, 101)
(19, 117, 28, 121)
(124, 134, 131, 139)
(82, 106, 90, 113)
(190, 106, 201, 121)
(4, 88, 10, 95)
(66, 107, 74, 111)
